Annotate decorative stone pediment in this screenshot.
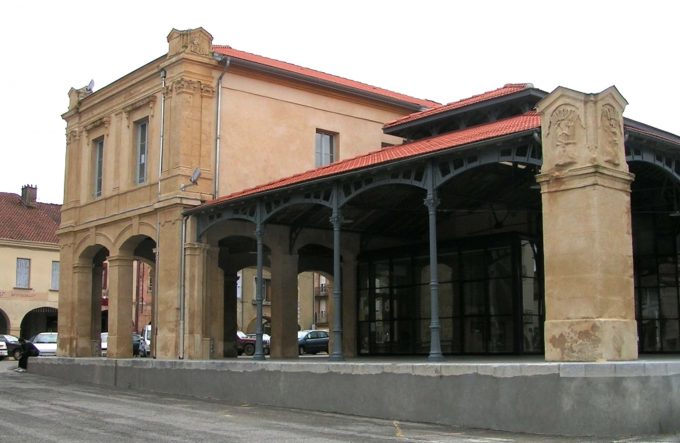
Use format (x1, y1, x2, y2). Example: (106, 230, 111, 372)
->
(167, 28, 213, 58)
(122, 95, 157, 126)
(537, 86, 628, 174)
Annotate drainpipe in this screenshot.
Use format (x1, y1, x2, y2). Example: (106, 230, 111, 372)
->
(178, 214, 188, 359)
(152, 68, 167, 359)
(158, 69, 167, 198)
(213, 55, 231, 199)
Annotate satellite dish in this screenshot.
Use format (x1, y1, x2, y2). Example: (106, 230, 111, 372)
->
(190, 168, 201, 184)
(86, 79, 95, 92)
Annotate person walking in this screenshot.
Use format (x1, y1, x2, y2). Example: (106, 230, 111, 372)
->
(15, 338, 38, 373)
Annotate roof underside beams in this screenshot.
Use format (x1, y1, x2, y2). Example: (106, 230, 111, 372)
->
(195, 133, 543, 241)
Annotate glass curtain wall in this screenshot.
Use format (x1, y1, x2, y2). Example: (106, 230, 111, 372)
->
(634, 213, 680, 353)
(357, 234, 543, 355)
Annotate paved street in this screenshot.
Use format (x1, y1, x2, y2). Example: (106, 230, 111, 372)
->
(0, 359, 676, 443)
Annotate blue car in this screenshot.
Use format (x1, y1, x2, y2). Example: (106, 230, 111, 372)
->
(297, 330, 329, 355)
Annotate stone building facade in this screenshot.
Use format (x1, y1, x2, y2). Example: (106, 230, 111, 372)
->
(58, 28, 434, 359)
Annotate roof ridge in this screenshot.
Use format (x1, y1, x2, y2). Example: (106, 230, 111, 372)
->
(384, 83, 534, 129)
(212, 45, 440, 109)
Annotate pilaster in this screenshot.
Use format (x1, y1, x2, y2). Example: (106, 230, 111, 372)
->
(536, 86, 637, 361)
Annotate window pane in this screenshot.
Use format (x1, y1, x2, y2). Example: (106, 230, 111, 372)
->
(523, 315, 542, 352)
(489, 316, 513, 352)
(522, 277, 540, 315)
(488, 278, 513, 315)
(461, 249, 485, 280)
(51, 261, 60, 291)
(136, 120, 148, 183)
(94, 138, 104, 197)
(487, 246, 511, 278)
(463, 281, 486, 314)
(315, 131, 335, 167)
(358, 290, 369, 321)
(640, 288, 659, 319)
(640, 320, 661, 351)
(660, 287, 679, 318)
(373, 261, 389, 288)
(464, 317, 486, 353)
(16, 258, 30, 288)
(662, 320, 680, 351)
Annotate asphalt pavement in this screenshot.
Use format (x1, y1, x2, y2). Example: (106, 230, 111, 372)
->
(0, 358, 676, 443)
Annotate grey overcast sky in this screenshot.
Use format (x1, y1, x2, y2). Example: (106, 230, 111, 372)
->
(1, 1, 678, 204)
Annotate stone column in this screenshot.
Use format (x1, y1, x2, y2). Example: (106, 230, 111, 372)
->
(342, 254, 358, 357)
(206, 247, 225, 359)
(270, 250, 299, 358)
(107, 255, 134, 358)
(184, 241, 209, 359)
(72, 262, 95, 356)
(536, 86, 637, 361)
(223, 272, 239, 358)
(155, 207, 183, 359)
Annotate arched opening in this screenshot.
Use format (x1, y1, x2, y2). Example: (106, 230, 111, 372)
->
(21, 307, 58, 339)
(0, 309, 9, 334)
(352, 163, 543, 356)
(218, 235, 272, 357)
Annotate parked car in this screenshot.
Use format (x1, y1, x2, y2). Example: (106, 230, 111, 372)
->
(297, 330, 329, 355)
(132, 333, 144, 357)
(0, 334, 21, 360)
(29, 332, 58, 356)
(237, 331, 270, 356)
(101, 332, 145, 357)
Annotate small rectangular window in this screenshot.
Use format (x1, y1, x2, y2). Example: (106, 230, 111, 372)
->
(254, 277, 272, 303)
(16, 258, 30, 288)
(94, 138, 104, 197)
(315, 130, 337, 167)
(51, 261, 60, 291)
(135, 119, 148, 184)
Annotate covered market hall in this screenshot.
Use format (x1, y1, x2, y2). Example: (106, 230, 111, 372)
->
(188, 83, 680, 362)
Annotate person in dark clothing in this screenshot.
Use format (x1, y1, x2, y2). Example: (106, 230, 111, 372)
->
(15, 338, 38, 373)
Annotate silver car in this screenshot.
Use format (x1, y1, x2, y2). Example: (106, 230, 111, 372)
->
(30, 332, 58, 356)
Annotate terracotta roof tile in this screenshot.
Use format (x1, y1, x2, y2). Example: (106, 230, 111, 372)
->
(202, 112, 541, 209)
(213, 46, 440, 110)
(384, 83, 533, 129)
(0, 193, 61, 244)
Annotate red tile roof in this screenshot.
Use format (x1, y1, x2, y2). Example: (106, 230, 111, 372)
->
(200, 112, 541, 209)
(213, 46, 440, 110)
(0, 193, 61, 244)
(384, 83, 534, 129)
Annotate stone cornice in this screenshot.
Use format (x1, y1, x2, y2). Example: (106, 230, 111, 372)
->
(536, 164, 634, 193)
(0, 238, 60, 251)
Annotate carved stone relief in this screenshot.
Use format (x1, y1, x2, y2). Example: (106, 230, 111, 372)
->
(123, 96, 157, 127)
(546, 104, 583, 168)
(599, 103, 622, 166)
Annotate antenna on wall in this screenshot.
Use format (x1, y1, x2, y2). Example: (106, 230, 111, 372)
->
(180, 168, 201, 191)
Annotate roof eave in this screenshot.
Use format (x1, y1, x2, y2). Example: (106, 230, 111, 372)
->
(187, 127, 540, 216)
(384, 88, 547, 136)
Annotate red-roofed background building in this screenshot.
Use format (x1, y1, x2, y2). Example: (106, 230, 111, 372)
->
(0, 185, 60, 341)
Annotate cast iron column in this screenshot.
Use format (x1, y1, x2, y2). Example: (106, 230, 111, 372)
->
(425, 179, 444, 362)
(253, 210, 266, 360)
(329, 199, 344, 361)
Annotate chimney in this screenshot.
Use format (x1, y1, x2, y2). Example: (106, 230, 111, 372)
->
(21, 185, 37, 208)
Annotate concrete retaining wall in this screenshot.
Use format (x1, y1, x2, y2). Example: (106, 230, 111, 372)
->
(30, 358, 680, 437)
